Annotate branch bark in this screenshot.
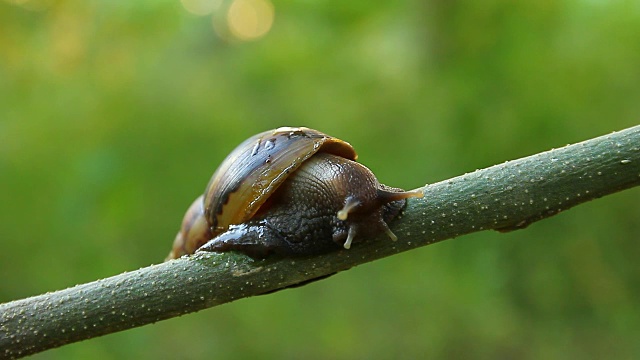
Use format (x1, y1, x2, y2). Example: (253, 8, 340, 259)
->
(2, 125, 639, 359)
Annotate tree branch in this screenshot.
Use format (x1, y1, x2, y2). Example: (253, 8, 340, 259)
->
(2, 125, 639, 359)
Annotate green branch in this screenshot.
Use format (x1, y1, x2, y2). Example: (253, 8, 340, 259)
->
(1, 125, 639, 359)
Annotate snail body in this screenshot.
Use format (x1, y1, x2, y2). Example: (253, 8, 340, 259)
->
(166, 127, 422, 260)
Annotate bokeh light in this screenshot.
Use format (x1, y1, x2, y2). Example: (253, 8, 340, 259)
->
(226, 0, 274, 41)
(206, 0, 275, 42)
(180, 0, 222, 16)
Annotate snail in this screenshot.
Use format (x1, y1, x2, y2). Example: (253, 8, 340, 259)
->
(166, 127, 423, 260)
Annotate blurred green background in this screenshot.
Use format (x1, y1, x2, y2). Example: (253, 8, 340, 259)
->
(1, 0, 639, 358)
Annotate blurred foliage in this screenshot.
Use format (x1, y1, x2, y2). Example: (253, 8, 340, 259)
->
(1, 0, 639, 359)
